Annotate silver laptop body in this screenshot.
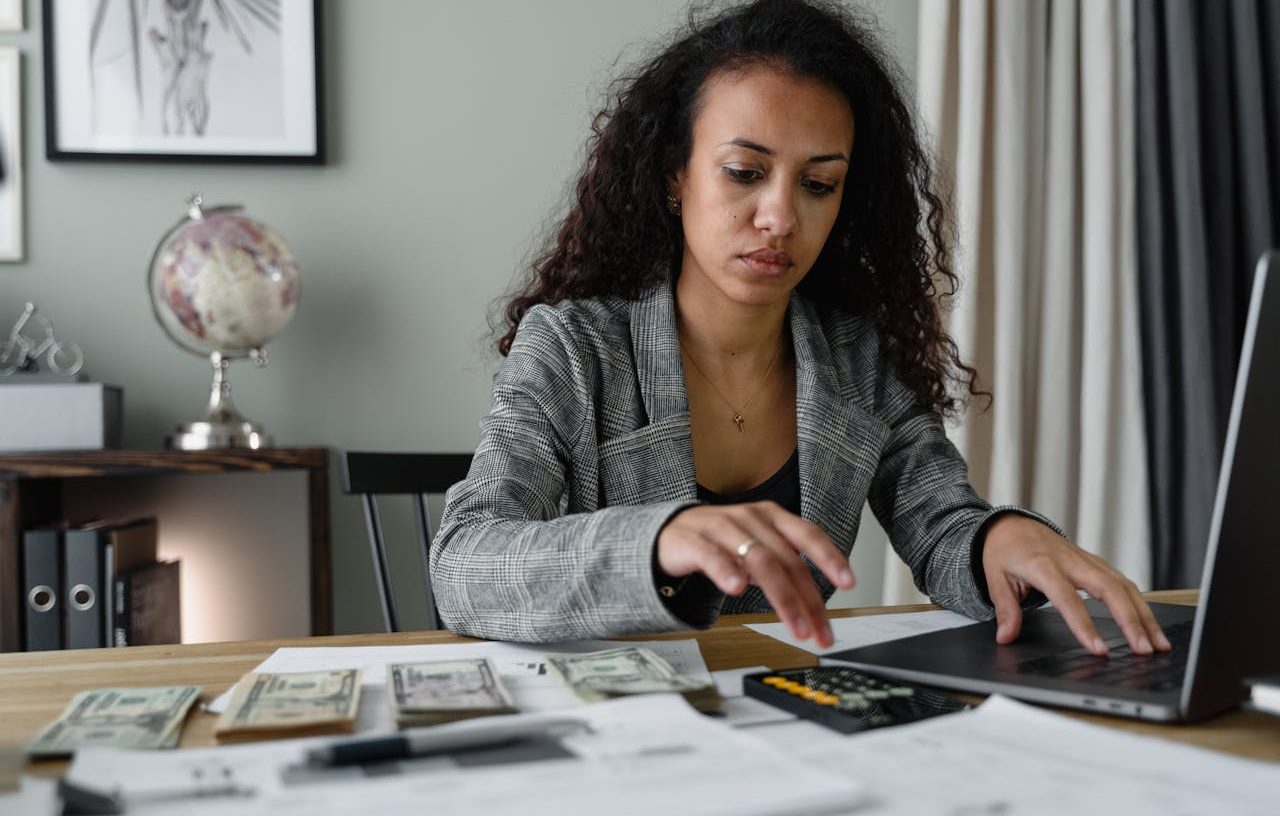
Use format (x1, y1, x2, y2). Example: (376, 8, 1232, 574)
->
(826, 252, 1280, 722)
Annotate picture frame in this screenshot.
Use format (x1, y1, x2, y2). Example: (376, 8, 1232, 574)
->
(0, 47, 22, 261)
(0, 0, 22, 32)
(43, 0, 324, 163)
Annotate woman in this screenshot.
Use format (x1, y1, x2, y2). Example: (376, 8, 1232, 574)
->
(432, 0, 1168, 657)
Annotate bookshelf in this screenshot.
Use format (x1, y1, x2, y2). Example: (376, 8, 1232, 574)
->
(0, 448, 331, 653)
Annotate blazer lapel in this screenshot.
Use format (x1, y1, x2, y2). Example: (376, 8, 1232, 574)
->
(596, 280, 697, 506)
(790, 296, 890, 555)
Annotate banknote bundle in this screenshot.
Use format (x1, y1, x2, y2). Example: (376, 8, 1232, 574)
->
(215, 669, 362, 742)
(24, 685, 201, 758)
(388, 658, 518, 728)
(545, 646, 722, 713)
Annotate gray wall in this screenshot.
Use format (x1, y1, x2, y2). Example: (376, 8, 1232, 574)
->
(0, 0, 918, 637)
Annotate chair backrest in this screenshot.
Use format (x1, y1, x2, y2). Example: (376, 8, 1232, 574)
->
(340, 452, 472, 632)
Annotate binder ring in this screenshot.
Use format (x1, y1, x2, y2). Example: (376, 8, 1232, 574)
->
(70, 583, 96, 611)
(28, 585, 56, 613)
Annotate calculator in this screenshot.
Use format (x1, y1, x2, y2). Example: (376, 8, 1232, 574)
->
(743, 666, 971, 734)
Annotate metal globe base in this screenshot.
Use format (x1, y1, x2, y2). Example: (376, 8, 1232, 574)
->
(167, 420, 271, 451)
(166, 351, 273, 451)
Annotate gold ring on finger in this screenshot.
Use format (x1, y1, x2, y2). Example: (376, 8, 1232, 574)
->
(736, 539, 761, 559)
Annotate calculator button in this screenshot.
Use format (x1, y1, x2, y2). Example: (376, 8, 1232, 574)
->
(888, 687, 915, 697)
(863, 689, 889, 700)
(763, 676, 786, 687)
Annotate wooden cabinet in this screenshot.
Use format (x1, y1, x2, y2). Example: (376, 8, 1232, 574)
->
(0, 448, 331, 653)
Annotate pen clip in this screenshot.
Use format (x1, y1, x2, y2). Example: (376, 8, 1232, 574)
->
(59, 760, 255, 815)
(58, 778, 123, 816)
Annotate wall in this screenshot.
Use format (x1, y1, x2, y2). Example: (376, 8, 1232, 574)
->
(0, 0, 919, 637)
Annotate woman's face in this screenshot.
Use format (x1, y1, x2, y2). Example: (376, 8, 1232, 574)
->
(674, 65, 854, 309)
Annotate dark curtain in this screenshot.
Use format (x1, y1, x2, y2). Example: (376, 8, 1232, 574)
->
(1135, 0, 1280, 589)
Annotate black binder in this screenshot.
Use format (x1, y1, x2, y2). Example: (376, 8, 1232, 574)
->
(64, 521, 109, 649)
(22, 526, 64, 651)
(64, 518, 158, 650)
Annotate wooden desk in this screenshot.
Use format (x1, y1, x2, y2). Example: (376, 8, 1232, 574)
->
(0, 448, 332, 652)
(1, 590, 1276, 780)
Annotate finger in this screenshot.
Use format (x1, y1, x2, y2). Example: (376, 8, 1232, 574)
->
(1121, 580, 1171, 652)
(766, 507, 855, 590)
(1127, 585, 1172, 651)
(735, 514, 834, 647)
(988, 574, 1024, 645)
(704, 520, 814, 641)
(747, 556, 815, 641)
(685, 538, 748, 596)
(1038, 576, 1108, 655)
(1077, 570, 1154, 655)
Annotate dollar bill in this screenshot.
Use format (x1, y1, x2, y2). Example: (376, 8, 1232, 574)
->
(215, 669, 361, 741)
(388, 658, 517, 728)
(24, 686, 201, 757)
(545, 647, 721, 713)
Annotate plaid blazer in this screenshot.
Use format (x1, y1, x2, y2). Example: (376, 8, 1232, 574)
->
(432, 278, 1057, 642)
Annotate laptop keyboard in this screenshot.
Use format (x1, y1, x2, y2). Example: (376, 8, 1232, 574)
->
(1016, 620, 1194, 692)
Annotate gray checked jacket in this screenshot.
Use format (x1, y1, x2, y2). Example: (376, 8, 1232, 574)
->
(431, 277, 1057, 642)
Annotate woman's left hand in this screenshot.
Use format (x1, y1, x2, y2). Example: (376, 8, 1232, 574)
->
(981, 514, 1173, 656)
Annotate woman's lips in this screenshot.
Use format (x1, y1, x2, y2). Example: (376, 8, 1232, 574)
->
(739, 248, 793, 275)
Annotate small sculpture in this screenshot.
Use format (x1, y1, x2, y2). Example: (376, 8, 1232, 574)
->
(0, 302, 85, 376)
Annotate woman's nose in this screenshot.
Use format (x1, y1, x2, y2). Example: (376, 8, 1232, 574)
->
(752, 182, 798, 236)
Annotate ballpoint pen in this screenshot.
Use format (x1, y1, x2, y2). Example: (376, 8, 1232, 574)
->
(305, 715, 590, 768)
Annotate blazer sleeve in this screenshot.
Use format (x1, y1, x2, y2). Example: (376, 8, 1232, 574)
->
(430, 306, 696, 642)
(865, 380, 1062, 621)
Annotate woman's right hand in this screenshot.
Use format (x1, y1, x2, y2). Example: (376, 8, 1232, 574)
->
(655, 501, 854, 648)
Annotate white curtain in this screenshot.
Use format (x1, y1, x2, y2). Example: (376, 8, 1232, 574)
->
(883, 0, 1151, 605)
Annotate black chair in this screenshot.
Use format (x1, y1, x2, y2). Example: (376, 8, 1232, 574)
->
(340, 452, 473, 632)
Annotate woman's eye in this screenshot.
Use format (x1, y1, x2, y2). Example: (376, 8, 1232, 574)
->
(803, 179, 837, 197)
(723, 167, 762, 184)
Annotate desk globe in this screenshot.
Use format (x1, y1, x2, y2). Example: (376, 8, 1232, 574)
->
(148, 196, 300, 449)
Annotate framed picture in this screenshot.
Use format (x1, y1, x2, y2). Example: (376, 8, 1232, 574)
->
(0, 47, 22, 261)
(43, 0, 323, 163)
(0, 0, 22, 32)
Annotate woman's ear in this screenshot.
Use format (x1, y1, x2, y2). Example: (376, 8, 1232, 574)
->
(666, 172, 685, 215)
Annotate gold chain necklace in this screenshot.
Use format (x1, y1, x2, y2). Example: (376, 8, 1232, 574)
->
(681, 338, 784, 432)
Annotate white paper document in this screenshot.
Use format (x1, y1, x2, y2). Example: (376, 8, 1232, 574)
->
(65, 695, 864, 816)
(711, 665, 797, 728)
(0, 776, 58, 816)
(774, 695, 1280, 815)
(208, 638, 712, 729)
(747, 609, 974, 655)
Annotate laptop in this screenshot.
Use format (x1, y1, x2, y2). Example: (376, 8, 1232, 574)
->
(827, 251, 1280, 722)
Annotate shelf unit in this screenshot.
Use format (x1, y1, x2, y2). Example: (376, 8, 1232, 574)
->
(0, 447, 331, 653)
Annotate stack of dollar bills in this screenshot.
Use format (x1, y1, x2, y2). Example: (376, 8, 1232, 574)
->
(24, 686, 201, 758)
(388, 658, 518, 728)
(215, 669, 362, 742)
(545, 646, 722, 713)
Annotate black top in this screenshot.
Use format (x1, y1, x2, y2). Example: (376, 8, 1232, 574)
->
(696, 448, 801, 516)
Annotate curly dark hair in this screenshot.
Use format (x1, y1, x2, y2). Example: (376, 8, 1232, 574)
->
(497, 0, 984, 416)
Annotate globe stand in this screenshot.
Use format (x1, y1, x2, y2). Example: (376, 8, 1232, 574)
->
(167, 351, 272, 450)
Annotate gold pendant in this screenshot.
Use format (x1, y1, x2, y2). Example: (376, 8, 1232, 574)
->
(733, 414, 745, 432)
